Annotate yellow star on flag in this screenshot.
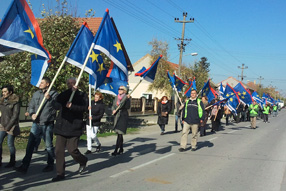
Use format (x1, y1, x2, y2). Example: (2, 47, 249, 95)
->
(113, 40, 122, 52)
(230, 98, 233, 102)
(89, 50, 99, 63)
(226, 93, 229, 97)
(206, 87, 209, 91)
(241, 96, 245, 99)
(242, 91, 246, 95)
(238, 92, 241, 95)
(110, 85, 113, 89)
(24, 27, 34, 39)
(97, 63, 106, 74)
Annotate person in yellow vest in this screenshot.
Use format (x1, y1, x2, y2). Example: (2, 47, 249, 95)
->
(272, 104, 278, 117)
(263, 103, 270, 123)
(179, 89, 205, 152)
(249, 100, 259, 129)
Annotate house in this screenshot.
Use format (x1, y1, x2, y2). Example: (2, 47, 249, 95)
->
(129, 53, 179, 99)
(217, 76, 256, 93)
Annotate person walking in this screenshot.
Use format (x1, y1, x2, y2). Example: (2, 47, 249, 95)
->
(272, 104, 278, 117)
(15, 77, 58, 173)
(263, 103, 270, 123)
(51, 77, 88, 182)
(174, 98, 184, 133)
(157, 96, 171, 135)
(111, 86, 130, 156)
(0, 85, 20, 168)
(249, 100, 259, 129)
(85, 92, 105, 154)
(179, 90, 205, 152)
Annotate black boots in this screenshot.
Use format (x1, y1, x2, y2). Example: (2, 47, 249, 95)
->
(4, 154, 15, 168)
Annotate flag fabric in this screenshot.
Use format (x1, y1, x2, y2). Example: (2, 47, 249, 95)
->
(0, 0, 51, 86)
(98, 77, 128, 96)
(173, 73, 187, 92)
(92, 9, 131, 79)
(65, 22, 107, 89)
(225, 93, 240, 115)
(135, 55, 162, 82)
(201, 80, 217, 102)
(233, 82, 253, 105)
(219, 82, 224, 95)
(262, 93, 273, 105)
(252, 91, 263, 107)
(167, 71, 175, 88)
(185, 78, 196, 97)
(223, 83, 236, 99)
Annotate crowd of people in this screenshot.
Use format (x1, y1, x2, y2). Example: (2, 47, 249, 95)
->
(0, 80, 281, 182)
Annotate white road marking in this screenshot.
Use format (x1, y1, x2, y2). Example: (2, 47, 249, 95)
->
(228, 130, 238, 134)
(208, 137, 218, 141)
(110, 153, 175, 178)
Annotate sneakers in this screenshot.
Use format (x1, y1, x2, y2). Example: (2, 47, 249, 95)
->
(160, 132, 164, 135)
(178, 148, 186, 152)
(15, 165, 28, 173)
(52, 175, 65, 182)
(191, 148, 196, 151)
(42, 165, 54, 172)
(95, 144, 101, 152)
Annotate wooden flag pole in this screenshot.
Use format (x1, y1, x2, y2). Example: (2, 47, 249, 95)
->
(68, 43, 95, 102)
(35, 57, 67, 116)
(173, 85, 182, 104)
(88, 83, 92, 128)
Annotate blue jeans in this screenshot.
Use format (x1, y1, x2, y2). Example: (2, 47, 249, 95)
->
(0, 131, 16, 160)
(22, 122, 55, 168)
(175, 115, 183, 131)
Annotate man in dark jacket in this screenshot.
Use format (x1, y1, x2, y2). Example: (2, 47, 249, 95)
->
(15, 77, 58, 173)
(179, 90, 205, 152)
(51, 77, 88, 182)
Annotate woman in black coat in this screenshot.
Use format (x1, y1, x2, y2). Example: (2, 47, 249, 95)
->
(85, 92, 105, 154)
(157, 96, 171, 135)
(111, 86, 130, 156)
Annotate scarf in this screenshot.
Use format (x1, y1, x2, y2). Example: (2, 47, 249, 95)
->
(117, 93, 126, 106)
(161, 100, 168, 104)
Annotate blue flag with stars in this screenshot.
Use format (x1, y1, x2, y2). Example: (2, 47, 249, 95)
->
(184, 78, 196, 97)
(223, 83, 237, 99)
(173, 73, 187, 92)
(135, 55, 162, 82)
(225, 93, 240, 115)
(65, 22, 107, 89)
(201, 80, 217, 102)
(233, 82, 253, 105)
(219, 82, 224, 95)
(252, 91, 263, 107)
(167, 71, 175, 88)
(92, 9, 130, 79)
(0, 0, 51, 87)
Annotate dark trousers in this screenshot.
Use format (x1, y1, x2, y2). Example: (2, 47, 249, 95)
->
(226, 114, 230, 125)
(263, 114, 268, 122)
(55, 135, 87, 176)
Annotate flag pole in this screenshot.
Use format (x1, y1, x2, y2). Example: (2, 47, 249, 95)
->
(68, 43, 95, 102)
(88, 83, 92, 130)
(35, 57, 67, 116)
(173, 85, 182, 104)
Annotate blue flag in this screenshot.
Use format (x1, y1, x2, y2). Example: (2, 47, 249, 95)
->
(92, 9, 130, 79)
(98, 77, 128, 96)
(135, 55, 162, 82)
(219, 82, 224, 95)
(167, 71, 175, 88)
(173, 73, 187, 92)
(225, 93, 240, 115)
(223, 83, 237, 99)
(201, 80, 217, 102)
(184, 78, 196, 97)
(252, 91, 263, 107)
(65, 22, 107, 89)
(0, 0, 51, 86)
(233, 82, 253, 105)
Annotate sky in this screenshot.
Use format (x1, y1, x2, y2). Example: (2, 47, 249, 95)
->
(1, 0, 286, 96)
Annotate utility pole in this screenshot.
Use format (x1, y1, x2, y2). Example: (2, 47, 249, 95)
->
(238, 63, 248, 81)
(257, 76, 264, 87)
(175, 12, 194, 76)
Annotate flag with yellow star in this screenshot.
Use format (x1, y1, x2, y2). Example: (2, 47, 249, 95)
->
(93, 9, 132, 79)
(225, 93, 240, 115)
(223, 83, 237, 99)
(233, 82, 253, 105)
(65, 22, 107, 89)
(252, 91, 263, 107)
(0, 0, 51, 86)
(201, 79, 217, 102)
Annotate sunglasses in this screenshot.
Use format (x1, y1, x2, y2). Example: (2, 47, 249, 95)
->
(118, 88, 124, 90)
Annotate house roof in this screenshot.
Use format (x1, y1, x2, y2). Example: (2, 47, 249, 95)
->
(74, 17, 102, 34)
(246, 81, 258, 91)
(217, 76, 256, 91)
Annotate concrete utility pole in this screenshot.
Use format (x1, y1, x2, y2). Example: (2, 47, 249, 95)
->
(175, 12, 194, 76)
(238, 63, 248, 81)
(257, 76, 264, 87)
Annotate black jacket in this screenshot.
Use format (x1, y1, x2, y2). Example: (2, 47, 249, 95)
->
(86, 100, 105, 126)
(53, 89, 88, 137)
(182, 98, 205, 124)
(157, 102, 171, 125)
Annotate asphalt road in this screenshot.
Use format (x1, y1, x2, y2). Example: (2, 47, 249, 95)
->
(1, 110, 286, 191)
